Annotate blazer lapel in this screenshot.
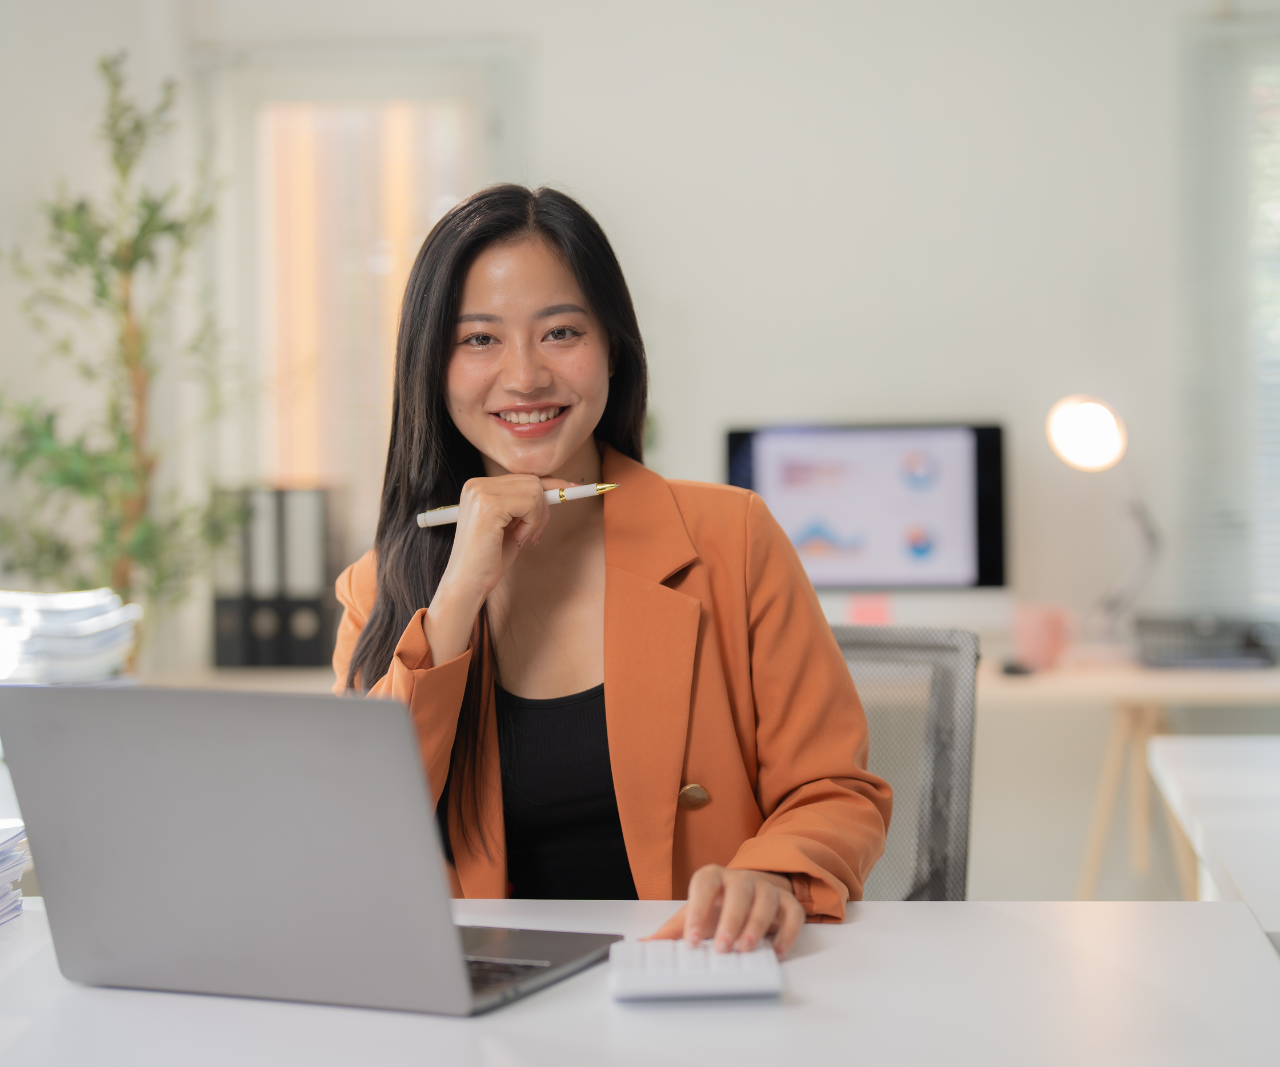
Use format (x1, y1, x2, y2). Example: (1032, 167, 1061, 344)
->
(601, 448, 701, 900)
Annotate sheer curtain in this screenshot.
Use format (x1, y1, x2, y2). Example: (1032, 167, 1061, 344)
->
(258, 101, 475, 555)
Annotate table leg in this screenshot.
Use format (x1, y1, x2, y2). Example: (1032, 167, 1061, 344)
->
(1128, 703, 1166, 877)
(1160, 795, 1199, 901)
(1077, 705, 1135, 900)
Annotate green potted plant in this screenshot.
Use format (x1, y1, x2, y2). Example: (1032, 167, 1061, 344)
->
(0, 52, 236, 648)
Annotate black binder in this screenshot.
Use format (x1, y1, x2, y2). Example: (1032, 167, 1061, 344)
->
(213, 489, 335, 667)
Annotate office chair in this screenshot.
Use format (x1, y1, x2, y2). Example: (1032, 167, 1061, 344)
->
(831, 625, 979, 901)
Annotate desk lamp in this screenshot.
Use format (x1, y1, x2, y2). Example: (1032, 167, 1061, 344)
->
(1045, 395, 1160, 638)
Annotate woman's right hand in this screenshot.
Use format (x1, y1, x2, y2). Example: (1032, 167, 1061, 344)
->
(423, 474, 569, 663)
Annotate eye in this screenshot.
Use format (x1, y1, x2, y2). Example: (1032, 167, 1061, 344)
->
(461, 333, 499, 348)
(545, 326, 583, 342)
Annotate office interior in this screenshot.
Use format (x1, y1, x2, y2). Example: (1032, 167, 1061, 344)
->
(2, 0, 1280, 913)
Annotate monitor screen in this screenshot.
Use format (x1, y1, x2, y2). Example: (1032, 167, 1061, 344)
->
(727, 425, 1004, 589)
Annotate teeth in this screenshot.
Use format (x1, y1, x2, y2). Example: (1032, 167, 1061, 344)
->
(500, 407, 561, 424)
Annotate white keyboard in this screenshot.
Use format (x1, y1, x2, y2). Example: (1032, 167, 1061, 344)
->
(607, 938, 784, 1001)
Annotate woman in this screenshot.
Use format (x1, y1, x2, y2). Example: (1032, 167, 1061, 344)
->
(333, 185, 891, 958)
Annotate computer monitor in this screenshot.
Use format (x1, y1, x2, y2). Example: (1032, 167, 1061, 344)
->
(727, 424, 1004, 589)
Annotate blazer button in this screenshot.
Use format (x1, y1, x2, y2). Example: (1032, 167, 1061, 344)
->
(678, 784, 709, 809)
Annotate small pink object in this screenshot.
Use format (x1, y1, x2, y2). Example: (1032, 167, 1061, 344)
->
(1013, 604, 1070, 671)
(847, 594, 892, 626)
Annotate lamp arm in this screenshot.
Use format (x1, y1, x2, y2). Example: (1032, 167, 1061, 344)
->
(1095, 496, 1163, 635)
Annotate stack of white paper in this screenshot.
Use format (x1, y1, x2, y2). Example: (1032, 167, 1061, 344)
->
(0, 588, 142, 684)
(0, 820, 28, 926)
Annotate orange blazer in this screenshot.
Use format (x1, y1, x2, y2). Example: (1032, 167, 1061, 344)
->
(332, 446, 892, 921)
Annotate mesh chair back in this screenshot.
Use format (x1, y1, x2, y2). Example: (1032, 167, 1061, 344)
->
(831, 625, 978, 901)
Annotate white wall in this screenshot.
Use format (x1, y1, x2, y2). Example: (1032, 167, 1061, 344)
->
(0, 0, 1233, 625)
(197, 0, 1203, 613)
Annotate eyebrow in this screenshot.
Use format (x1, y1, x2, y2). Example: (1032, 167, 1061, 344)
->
(456, 303, 587, 326)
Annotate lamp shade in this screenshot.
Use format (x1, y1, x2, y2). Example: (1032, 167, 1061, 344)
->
(1045, 395, 1127, 472)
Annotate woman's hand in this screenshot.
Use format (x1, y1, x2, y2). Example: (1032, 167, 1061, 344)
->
(648, 865, 807, 958)
(425, 474, 572, 663)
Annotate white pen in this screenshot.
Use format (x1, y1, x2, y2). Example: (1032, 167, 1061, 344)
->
(416, 482, 619, 528)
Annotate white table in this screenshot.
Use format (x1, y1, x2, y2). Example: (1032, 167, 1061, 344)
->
(2, 898, 1278, 1065)
(1147, 735, 1280, 949)
(979, 661, 1280, 899)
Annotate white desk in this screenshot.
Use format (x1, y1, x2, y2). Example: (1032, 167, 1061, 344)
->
(1147, 735, 1280, 949)
(1, 899, 1278, 1065)
(979, 661, 1280, 899)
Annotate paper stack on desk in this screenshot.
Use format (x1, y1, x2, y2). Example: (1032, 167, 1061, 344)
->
(0, 821, 28, 926)
(0, 588, 142, 684)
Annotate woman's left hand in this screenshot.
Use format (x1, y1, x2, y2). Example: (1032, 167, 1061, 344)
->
(647, 865, 806, 958)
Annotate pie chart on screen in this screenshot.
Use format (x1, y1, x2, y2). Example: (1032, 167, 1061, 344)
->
(905, 526, 935, 559)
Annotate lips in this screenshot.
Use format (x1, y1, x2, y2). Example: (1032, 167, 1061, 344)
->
(490, 405, 569, 438)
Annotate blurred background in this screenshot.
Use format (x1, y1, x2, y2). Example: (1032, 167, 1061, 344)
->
(4, 0, 1280, 904)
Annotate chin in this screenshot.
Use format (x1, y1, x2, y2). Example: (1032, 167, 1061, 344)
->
(487, 441, 568, 477)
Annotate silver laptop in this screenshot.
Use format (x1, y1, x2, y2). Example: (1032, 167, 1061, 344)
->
(0, 686, 621, 1015)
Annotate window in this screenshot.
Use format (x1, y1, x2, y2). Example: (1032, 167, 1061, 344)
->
(259, 100, 475, 545)
(1184, 22, 1280, 615)
(206, 45, 522, 560)
(1249, 63, 1280, 610)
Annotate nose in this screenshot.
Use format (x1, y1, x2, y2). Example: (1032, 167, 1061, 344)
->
(501, 332, 554, 394)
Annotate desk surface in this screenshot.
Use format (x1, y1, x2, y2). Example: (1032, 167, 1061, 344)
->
(1148, 736, 1280, 938)
(2, 898, 1278, 1066)
(979, 660, 1280, 707)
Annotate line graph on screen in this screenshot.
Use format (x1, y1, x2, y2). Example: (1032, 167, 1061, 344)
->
(793, 522, 867, 558)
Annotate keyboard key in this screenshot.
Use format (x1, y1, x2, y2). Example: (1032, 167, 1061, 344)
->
(709, 949, 742, 971)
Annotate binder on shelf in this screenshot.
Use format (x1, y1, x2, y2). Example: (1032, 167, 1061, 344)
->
(213, 488, 335, 668)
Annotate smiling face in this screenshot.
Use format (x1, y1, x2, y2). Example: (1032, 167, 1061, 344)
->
(446, 237, 611, 481)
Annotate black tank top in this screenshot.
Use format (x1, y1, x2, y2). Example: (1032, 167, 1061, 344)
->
(495, 682, 639, 900)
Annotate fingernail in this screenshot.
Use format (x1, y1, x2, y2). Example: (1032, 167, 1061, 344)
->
(716, 938, 730, 953)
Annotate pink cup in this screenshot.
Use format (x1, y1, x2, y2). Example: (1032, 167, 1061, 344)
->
(1013, 604, 1070, 671)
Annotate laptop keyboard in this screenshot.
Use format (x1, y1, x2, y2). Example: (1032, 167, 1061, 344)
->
(466, 957, 550, 992)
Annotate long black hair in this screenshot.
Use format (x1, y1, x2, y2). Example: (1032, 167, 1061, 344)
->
(345, 184, 647, 853)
